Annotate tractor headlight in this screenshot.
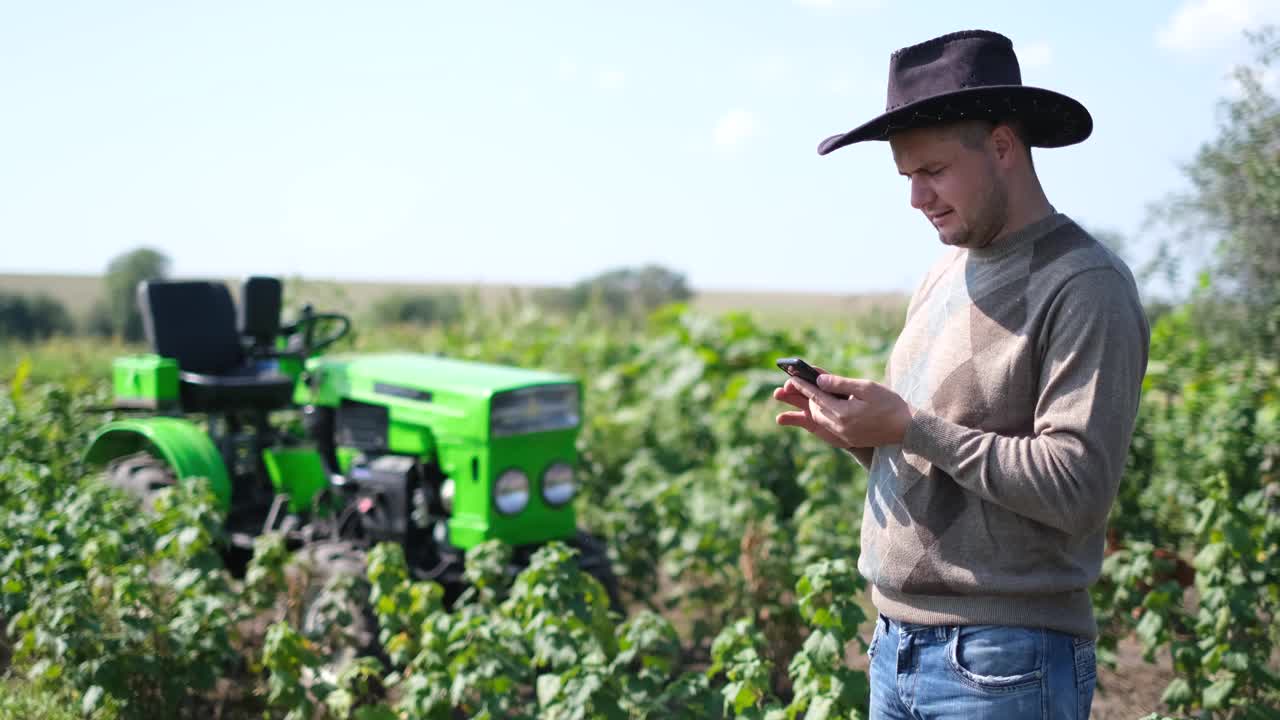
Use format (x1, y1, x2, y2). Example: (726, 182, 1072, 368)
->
(493, 469, 530, 515)
(441, 477, 455, 514)
(541, 462, 576, 507)
(490, 384, 580, 437)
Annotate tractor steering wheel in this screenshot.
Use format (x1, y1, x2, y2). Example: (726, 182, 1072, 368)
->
(284, 304, 352, 356)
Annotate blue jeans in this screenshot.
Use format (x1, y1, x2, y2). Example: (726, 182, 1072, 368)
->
(867, 614, 1097, 719)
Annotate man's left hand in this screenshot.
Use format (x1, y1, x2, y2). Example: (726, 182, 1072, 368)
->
(777, 373, 914, 448)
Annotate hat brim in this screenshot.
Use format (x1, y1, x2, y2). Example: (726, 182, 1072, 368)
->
(817, 85, 1092, 156)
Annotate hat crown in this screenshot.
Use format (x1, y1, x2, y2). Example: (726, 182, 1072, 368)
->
(887, 30, 1022, 111)
(815, 28, 1091, 155)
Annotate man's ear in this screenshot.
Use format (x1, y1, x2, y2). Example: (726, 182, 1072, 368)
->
(990, 123, 1020, 166)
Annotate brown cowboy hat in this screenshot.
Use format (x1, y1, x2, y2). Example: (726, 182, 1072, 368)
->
(818, 29, 1092, 155)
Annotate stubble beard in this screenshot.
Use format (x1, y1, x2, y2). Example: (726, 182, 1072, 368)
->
(939, 171, 1010, 249)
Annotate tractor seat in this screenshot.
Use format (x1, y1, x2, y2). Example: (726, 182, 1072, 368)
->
(138, 279, 295, 413)
(177, 365, 295, 413)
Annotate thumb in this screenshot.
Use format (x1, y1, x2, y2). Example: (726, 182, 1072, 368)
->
(817, 374, 874, 399)
(816, 373, 857, 396)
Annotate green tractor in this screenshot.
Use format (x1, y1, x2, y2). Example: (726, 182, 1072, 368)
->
(83, 276, 619, 611)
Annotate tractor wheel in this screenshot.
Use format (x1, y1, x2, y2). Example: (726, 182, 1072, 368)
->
(291, 540, 380, 665)
(576, 531, 625, 614)
(103, 451, 176, 510)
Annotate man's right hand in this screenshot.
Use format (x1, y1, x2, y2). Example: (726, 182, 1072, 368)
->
(773, 365, 849, 449)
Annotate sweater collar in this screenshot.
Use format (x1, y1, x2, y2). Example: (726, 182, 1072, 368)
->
(967, 210, 1070, 262)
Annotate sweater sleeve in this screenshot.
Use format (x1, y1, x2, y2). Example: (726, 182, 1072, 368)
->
(844, 446, 875, 469)
(901, 268, 1149, 535)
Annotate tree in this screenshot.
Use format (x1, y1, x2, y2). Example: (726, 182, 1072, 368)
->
(537, 264, 693, 318)
(370, 291, 464, 327)
(95, 247, 171, 342)
(0, 292, 74, 341)
(1148, 26, 1280, 352)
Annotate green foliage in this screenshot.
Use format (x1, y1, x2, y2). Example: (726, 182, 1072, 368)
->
(0, 679, 119, 720)
(786, 559, 869, 720)
(262, 621, 326, 719)
(708, 618, 783, 719)
(366, 542, 443, 669)
(244, 532, 290, 612)
(1093, 303, 1280, 716)
(0, 384, 243, 718)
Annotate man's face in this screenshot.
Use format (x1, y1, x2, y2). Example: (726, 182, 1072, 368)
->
(889, 123, 1009, 249)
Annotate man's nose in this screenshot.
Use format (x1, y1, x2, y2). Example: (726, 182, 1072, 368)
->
(909, 177, 934, 210)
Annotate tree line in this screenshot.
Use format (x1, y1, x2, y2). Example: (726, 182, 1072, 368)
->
(1, 252, 692, 342)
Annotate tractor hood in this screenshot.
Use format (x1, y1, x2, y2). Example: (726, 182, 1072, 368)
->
(310, 353, 575, 396)
(299, 352, 581, 440)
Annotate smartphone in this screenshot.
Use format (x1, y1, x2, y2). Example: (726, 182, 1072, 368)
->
(776, 357, 848, 398)
(776, 357, 822, 383)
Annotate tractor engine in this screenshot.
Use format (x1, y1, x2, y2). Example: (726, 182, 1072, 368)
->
(302, 401, 441, 556)
(346, 454, 419, 545)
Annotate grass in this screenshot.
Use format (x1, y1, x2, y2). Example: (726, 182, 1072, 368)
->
(0, 679, 109, 720)
(0, 337, 135, 386)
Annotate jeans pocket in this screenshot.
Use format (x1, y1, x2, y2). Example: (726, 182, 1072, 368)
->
(1072, 637, 1097, 682)
(1073, 636, 1097, 718)
(946, 625, 1044, 694)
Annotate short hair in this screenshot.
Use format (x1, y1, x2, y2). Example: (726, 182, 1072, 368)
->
(950, 118, 1034, 166)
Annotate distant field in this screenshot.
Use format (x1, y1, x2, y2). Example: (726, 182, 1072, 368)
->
(0, 272, 907, 325)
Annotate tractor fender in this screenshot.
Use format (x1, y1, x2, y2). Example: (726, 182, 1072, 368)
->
(84, 417, 231, 511)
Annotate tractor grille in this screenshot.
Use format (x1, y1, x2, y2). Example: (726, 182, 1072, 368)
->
(336, 400, 389, 450)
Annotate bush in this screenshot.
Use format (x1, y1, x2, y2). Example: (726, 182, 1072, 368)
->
(0, 680, 112, 720)
(369, 291, 464, 327)
(0, 292, 74, 341)
(536, 264, 693, 318)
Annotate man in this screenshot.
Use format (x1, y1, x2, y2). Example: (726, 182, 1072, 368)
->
(773, 30, 1149, 719)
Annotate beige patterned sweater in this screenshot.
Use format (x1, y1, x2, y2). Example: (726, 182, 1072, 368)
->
(856, 212, 1149, 639)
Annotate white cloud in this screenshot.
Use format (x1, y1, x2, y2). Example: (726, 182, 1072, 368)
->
(713, 110, 758, 148)
(1157, 0, 1280, 52)
(595, 68, 625, 91)
(1018, 41, 1053, 69)
(558, 57, 577, 80)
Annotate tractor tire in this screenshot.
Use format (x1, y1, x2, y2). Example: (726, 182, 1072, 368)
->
(291, 539, 380, 665)
(103, 451, 176, 510)
(576, 531, 625, 615)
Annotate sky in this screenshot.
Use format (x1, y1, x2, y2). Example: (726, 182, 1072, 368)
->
(2, 0, 1277, 295)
